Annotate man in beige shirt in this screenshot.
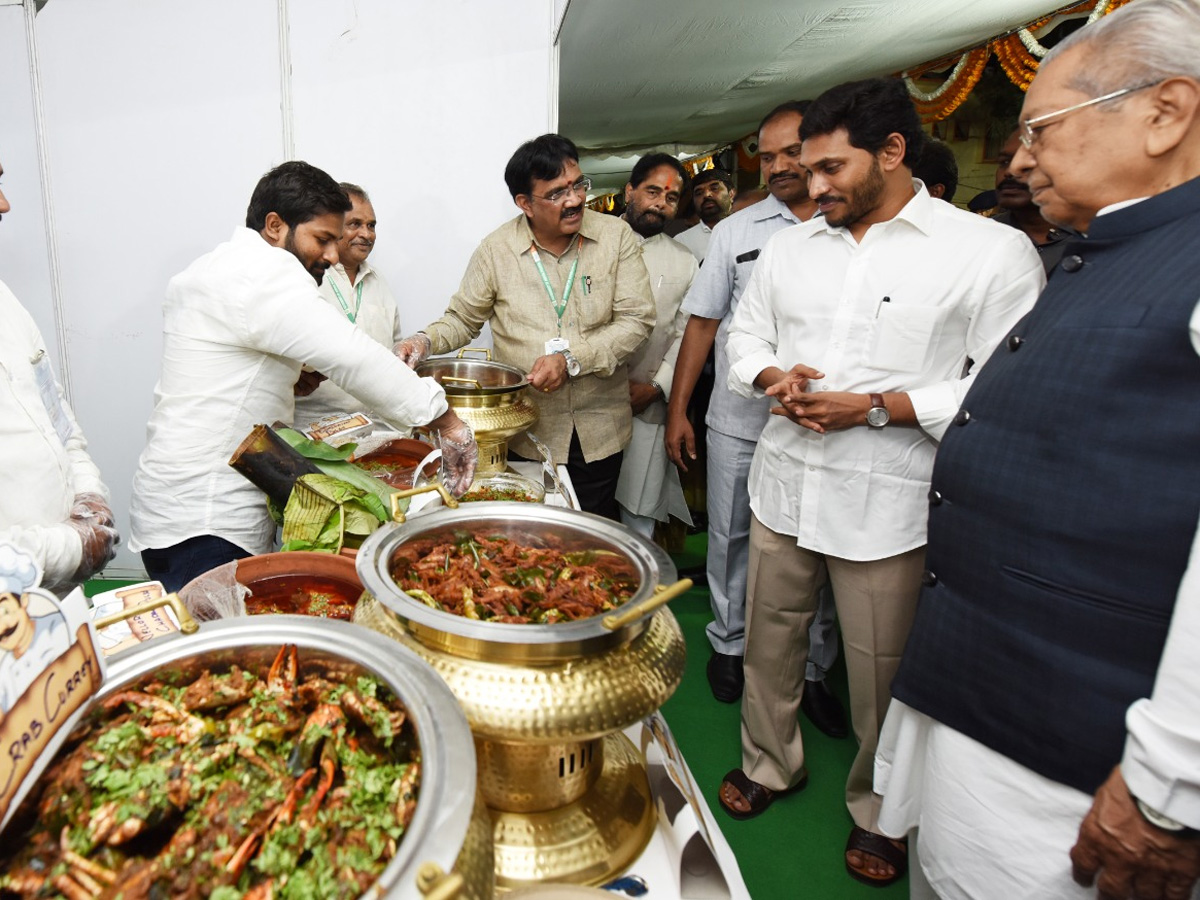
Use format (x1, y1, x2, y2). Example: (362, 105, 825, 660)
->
(397, 134, 655, 519)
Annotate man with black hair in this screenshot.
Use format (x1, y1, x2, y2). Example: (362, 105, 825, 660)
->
(992, 128, 1074, 275)
(676, 168, 736, 262)
(913, 139, 959, 202)
(666, 102, 844, 733)
(614, 153, 697, 536)
(717, 78, 1043, 887)
(396, 135, 655, 520)
(130, 161, 477, 591)
(293, 182, 408, 428)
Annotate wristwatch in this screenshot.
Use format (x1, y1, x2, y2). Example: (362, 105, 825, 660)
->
(866, 393, 890, 428)
(557, 349, 581, 378)
(1135, 797, 1200, 836)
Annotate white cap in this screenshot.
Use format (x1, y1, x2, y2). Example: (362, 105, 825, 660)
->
(0, 543, 42, 596)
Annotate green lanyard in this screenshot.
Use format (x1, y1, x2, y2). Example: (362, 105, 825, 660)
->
(529, 237, 582, 335)
(329, 278, 364, 324)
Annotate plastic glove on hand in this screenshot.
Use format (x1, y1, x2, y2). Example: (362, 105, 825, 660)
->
(394, 333, 432, 369)
(67, 515, 120, 582)
(70, 492, 116, 528)
(436, 418, 478, 498)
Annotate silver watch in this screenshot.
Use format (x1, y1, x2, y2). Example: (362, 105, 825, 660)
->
(1136, 798, 1198, 834)
(558, 349, 581, 378)
(866, 392, 890, 428)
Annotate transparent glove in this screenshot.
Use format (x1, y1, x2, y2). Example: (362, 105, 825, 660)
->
(394, 333, 432, 369)
(67, 516, 120, 582)
(435, 416, 478, 498)
(70, 492, 116, 528)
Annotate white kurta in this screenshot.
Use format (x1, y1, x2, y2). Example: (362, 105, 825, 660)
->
(0, 279, 109, 593)
(726, 184, 1044, 559)
(130, 228, 447, 557)
(292, 260, 405, 428)
(615, 232, 697, 523)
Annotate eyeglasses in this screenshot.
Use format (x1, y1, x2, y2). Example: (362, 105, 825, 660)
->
(1018, 80, 1162, 150)
(532, 177, 592, 204)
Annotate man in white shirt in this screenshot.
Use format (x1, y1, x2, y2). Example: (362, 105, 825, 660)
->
(293, 182, 406, 429)
(665, 102, 844, 734)
(717, 78, 1043, 887)
(130, 161, 476, 591)
(877, 3, 1200, 897)
(614, 153, 697, 536)
(0, 158, 119, 595)
(675, 169, 735, 263)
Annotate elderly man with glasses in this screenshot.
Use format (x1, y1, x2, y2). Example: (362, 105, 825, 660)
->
(874, 1, 1200, 898)
(396, 134, 654, 518)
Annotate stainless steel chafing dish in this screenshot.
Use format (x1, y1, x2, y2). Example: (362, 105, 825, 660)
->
(4, 616, 491, 900)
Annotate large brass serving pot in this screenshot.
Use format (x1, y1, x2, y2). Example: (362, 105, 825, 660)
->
(17, 616, 492, 900)
(354, 505, 689, 890)
(416, 350, 538, 474)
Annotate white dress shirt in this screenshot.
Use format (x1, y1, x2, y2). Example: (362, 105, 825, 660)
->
(727, 184, 1044, 560)
(293, 260, 405, 428)
(130, 228, 447, 556)
(680, 194, 804, 442)
(0, 279, 109, 592)
(675, 220, 713, 262)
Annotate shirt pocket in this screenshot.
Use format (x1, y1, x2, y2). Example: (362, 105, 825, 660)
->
(870, 303, 948, 374)
(576, 273, 613, 329)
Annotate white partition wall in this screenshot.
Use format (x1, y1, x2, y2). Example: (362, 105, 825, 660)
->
(2, 0, 557, 577)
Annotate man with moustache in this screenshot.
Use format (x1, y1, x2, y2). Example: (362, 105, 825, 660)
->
(992, 128, 1074, 275)
(665, 101, 844, 729)
(131, 162, 476, 591)
(877, 2, 1200, 897)
(718, 78, 1042, 887)
(0, 159, 119, 595)
(614, 153, 698, 536)
(676, 169, 736, 262)
(293, 182, 407, 428)
(396, 134, 655, 520)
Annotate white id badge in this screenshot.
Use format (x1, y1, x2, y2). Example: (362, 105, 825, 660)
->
(545, 337, 570, 355)
(32, 351, 76, 445)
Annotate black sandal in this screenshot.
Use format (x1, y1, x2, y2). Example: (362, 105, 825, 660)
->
(845, 825, 908, 887)
(717, 767, 807, 820)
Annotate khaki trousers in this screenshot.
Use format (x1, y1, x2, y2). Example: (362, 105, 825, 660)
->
(740, 513, 925, 830)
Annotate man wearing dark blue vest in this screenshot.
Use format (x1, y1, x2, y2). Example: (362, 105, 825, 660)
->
(875, 2, 1200, 898)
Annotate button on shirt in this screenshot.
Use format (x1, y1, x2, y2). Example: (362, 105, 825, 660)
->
(423, 210, 654, 464)
(0, 279, 108, 591)
(681, 194, 803, 442)
(293, 261, 405, 428)
(727, 185, 1044, 560)
(130, 227, 448, 556)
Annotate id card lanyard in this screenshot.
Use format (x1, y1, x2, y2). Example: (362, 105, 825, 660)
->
(329, 278, 364, 324)
(530, 236, 583, 337)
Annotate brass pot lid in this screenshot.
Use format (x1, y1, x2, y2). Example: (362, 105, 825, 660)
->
(417, 357, 529, 395)
(356, 504, 679, 662)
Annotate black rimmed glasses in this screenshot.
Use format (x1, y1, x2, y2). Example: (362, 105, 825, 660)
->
(532, 176, 592, 204)
(1019, 80, 1163, 150)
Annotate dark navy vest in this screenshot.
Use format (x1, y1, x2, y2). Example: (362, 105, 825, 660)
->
(892, 176, 1200, 795)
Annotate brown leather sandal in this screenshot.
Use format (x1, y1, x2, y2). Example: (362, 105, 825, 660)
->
(845, 825, 908, 887)
(717, 767, 807, 820)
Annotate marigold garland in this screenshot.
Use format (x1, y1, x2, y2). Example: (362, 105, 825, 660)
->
(903, 0, 1139, 116)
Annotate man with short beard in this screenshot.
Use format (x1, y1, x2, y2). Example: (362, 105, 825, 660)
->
(131, 161, 477, 591)
(719, 78, 1043, 887)
(666, 102, 843, 729)
(293, 182, 408, 428)
(676, 169, 736, 262)
(396, 134, 655, 520)
(992, 129, 1074, 275)
(613, 153, 698, 536)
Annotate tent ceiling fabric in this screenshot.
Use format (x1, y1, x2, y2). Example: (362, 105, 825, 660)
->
(559, 0, 1065, 159)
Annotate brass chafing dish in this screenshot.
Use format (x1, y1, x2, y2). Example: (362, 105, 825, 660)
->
(354, 505, 689, 890)
(416, 350, 538, 474)
(4, 615, 491, 900)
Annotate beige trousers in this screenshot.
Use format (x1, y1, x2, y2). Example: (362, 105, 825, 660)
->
(740, 513, 925, 830)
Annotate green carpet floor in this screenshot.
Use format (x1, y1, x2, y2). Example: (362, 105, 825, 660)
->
(662, 536, 910, 899)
